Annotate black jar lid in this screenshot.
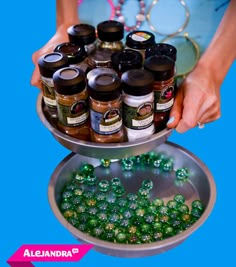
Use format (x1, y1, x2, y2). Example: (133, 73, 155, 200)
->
(125, 31, 155, 50)
(67, 24, 96, 45)
(38, 52, 69, 78)
(144, 55, 175, 81)
(111, 49, 143, 73)
(87, 49, 112, 68)
(145, 43, 177, 62)
(97, 20, 124, 42)
(121, 69, 154, 96)
(87, 67, 118, 82)
(53, 67, 86, 95)
(88, 73, 122, 101)
(54, 42, 87, 64)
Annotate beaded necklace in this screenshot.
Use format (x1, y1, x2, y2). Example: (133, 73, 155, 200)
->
(115, 0, 146, 32)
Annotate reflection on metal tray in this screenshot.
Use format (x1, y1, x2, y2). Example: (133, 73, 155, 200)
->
(48, 141, 216, 257)
(36, 93, 172, 159)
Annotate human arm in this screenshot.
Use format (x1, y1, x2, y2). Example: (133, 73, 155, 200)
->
(31, 0, 80, 89)
(167, 0, 236, 133)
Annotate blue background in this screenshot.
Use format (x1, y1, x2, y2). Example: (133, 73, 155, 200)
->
(1, 0, 235, 266)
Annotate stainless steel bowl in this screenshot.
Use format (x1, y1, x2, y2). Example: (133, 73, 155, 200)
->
(36, 93, 172, 159)
(48, 141, 216, 257)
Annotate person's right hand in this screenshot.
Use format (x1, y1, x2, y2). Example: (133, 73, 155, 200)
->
(31, 25, 71, 90)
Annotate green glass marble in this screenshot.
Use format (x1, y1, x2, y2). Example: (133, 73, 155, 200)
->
(128, 225, 137, 234)
(160, 159, 174, 172)
(86, 174, 98, 186)
(152, 231, 163, 241)
(144, 213, 154, 224)
(135, 208, 146, 217)
(75, 203, 86, 213)
(106, 194, 117, 204)
(167, 200, 178, 210)
(178, 204, 190, 214)
(152, 222, 163, 230)
(83, 191, 94, 199)
(163, 226, 175, 237)
(103, 231, 114, 241)
(175, 168, 189, 180)
(92, 227, 104, 237)
(141, 153, 153, 165)
(88, 218, 99, 228)
(86, 198, 97, 207)
(128, 201, 138, 210)
(97, 201, 109, 211)
(68, 217, 78, 227)
(63, 210, 76, 219)
(138, 188, 150, 199)
(120, 219, 130, 227)
(65, 183, 77, 191)
(140, 223, 152, 233)
(98, 180, 110, 192)
(80, 163, 94, 176)
(105, 223, 115, 231)
(77, 223, 87, 232)
(111, 177, 121, 188)
(78, 212, 89, 223)
(72, 196, 83, 205)
(174, 194, 185, 204)
(159, 215, 170, 224)
(131, 155, 141, 164)
(172, 219, 182, 228)
(138, 198, 150, 207)
(117, 198, 127, 208)
(87, 207, 98, 215)
(158, 206, 169, 215)
(113, 185, 125, 197)
(169, 210, 180, 219)
(109, 204, 120, 213)
(115, 232, 127, 243)
(191, 200, 204, 211)
(100, 159, 111, 168)
(152, 198, 164, 207)
(142, 179, 154, 190)
(140, 234, 152, 243)
(62, 191, 73, 201)
(121, 158, 134, 171)
(153, 154, 165, 168)
(191, 207, 203, 218)
(74, 172, 86, 184)
(129, 234, 139, 244)
(181, 213, 192, 223)
(122, 209, 134, 219)
(109, 213, 120, 224)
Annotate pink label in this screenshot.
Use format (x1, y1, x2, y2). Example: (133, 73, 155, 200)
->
(7, 244, 93, 267)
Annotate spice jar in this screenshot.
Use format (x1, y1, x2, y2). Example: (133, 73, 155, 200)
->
(38, 52, 69, 117)
(145, 43, 177, 62)
(121, 69, 155, 142)
(125, 30, 155, 61)
(111, 49, 143, 77)
(97, 20, 124, 51)
(144, 55, 175, 132)
(67, 23, 97, 54)
(87, 67, 118, 82)
(54, 42, 88, 73)
(53, 66, 90, 141)
(87, 48, 113, 69)
(87, 73, 124, 143)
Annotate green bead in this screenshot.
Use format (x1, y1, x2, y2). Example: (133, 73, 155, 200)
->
(86, 198, 97, 207)
(75, 203, 86, 213)
(174, 194, 185, 204)
(141, 153, 153, 165)
(60, 202, 72, 211)
(122, 158, 134, 171)
(106, 194, 116, 204)
(138, 198, 150, 207)
(65, 183, 77, 191)
(142, 179, 153, 190)
(181, 213, 192, 223)
(135, 208, 146, 217)
(159, 215, 170, 224)
(175, 168, 189, 180)
(169, 210, 180, 219)
(123, 209, 134, 219)
(103, 231, 115, 241)
(62, 191, 73, 201)
(152, 231, 163, 241)
(117, 198, 127, 208)
(92, 227, 104, 237)
(152, 222, 163, 230)
(140, 234, 152, 243)
(158, 206, 169, 215)
(167, 200, 178, 210)
(128, 225, 137, 234)
(97, 201, 109, 211)
(72, 196, 83, 205)
(86, 174, 98, 186)
(88, 218, 99, 228)
(140, 224, 152, 233)
(68, 217, 79, 227)
(109, 204, 120, 213)
(129, 234, 139, 244)
(105, 223, 115, 231)
(109, 213, 120, 224)
(80, 163, 94, 176)
(73, 188, 84, 196)
(63, 210, 76, 219)
(126, 193, 138, 202)
(78, 212, 89, 223)
(160, 159, 173, 172)
(144, 213, 154, 224)
(74, 172, 86, 184)
(100, 159, 111, 168)
(191, 207, 203, 218)
(138, 188, 150, 199)
(77, 223, 87, 232)
(164, 226, 175, 237)
(153, 154, 165, 168)
(95, 192, 106, 202)
(98, 180, 110, 192)
(111, 177, 121, 188)
(113, 185, 125, 197)
(131, 155, 141, 164)
(152, 198, 164, 207)
(128, 201, 138, 210)
(87, 207, 98, 215)
(191, 200, 204, 211)
(178, 204, 190, 214)
(83, 191, 94, 199)
(116, 232, 127, 243)
(120, 219, 130, 227)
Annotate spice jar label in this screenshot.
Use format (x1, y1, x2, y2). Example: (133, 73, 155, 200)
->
(90, 108, 122, 135)
(57, 100, 89, 126)
(41, 77, 57, 107)
(123, 102, 154, 130)
(154, 84, 174, 112)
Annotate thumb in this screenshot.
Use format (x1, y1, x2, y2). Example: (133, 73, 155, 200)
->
(166, 87, 183, 128)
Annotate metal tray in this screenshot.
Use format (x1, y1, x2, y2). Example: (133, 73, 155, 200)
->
(48, 141, 216, 257)
(36, 93, 172, 159)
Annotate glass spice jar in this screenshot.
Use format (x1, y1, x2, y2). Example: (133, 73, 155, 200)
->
(67, 23, 97, 55)
(125, 30, 155, 61)
(38, 52, 69, 117)
(54, 42, 89, 73)
(87, 73, 124, 143)
(145, 43, 177, 62)
(87, 67, 118, 82)
(97, 20, 124, 51)
(87, 48, 113, 69)
(53, 66, 90, 141)
(144, 55, 175, 132)
(111, 49, 143, 77)
(121, 69, 155, 141)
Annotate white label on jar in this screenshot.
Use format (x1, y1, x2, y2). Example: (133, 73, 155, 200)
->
(99, 120, 122, 133)
(156, 98, 174, 111)
(132, 114, 154, 127)
(67, 112, 89, 125)
(131, 32, 151, 42)
(43, 96, 57, 107)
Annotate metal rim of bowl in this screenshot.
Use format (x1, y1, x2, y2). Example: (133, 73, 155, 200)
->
(48, 141, 216, 256)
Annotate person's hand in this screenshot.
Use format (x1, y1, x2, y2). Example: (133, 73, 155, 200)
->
(31, 25, 70, 90)
(167, 60, 221, 133)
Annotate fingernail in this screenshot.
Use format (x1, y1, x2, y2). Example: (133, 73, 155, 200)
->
(167, 116, 175, 125)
